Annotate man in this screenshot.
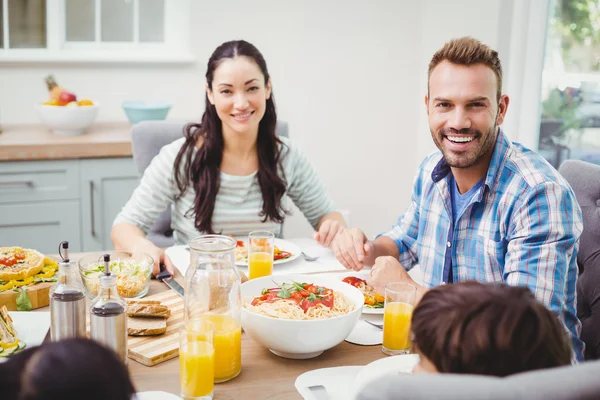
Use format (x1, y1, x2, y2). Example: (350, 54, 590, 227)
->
(332, 37, 584, 360)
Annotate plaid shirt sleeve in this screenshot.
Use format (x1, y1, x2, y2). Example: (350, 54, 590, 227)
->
(504, 181, 583, 360)
(379, 165, 425, 271)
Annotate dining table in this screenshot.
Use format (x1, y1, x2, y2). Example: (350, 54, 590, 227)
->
(35, 238, 424, 400)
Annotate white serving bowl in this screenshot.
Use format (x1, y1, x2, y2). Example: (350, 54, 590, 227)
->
(37, 104, 99, 136)
(241, 274, 363, 359)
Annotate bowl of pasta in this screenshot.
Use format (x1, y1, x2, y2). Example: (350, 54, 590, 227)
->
(78, 252, 153, 299)
(241, 274, 363, 359)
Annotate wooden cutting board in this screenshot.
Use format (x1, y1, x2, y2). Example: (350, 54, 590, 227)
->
(127, 289, 184, 367)
(0, 282, 54, 311)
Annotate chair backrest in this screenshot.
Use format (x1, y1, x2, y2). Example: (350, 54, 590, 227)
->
(129, 120, 290, 247)
(559, 159, 600, 360)
(356, 359, 600, 400)
(131, 120, 290, 175)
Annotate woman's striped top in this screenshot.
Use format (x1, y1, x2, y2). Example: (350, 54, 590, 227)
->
(113, 136, 336, 244)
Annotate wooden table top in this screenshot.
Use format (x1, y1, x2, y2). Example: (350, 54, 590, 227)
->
(0, 123, 133, 161)
(38, 253, 386, 400)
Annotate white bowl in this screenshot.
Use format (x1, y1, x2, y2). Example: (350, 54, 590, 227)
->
(37, 104, 99, 136)
(241, 274, 363, 359)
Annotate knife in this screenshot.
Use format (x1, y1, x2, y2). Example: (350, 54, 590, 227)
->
(156, 264, 184, 297)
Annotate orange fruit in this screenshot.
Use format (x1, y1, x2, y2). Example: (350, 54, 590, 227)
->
(78, 99, 94, 106)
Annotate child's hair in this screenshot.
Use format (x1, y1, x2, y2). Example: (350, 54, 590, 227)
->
(0, 338, 136, 400)
(411, 281, 572, 376)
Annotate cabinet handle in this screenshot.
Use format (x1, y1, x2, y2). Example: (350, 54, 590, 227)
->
(0, 180, 34, 188)
(89, 181, 96, 238)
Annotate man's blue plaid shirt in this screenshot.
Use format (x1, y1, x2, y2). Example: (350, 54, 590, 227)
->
(382, 129, 584, 360)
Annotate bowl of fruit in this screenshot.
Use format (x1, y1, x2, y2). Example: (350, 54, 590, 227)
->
(37, 75, 99, 136)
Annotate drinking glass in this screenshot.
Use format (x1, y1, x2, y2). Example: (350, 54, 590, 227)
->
(248, 231, 275, 280)
(180, 319, 215, 399)
(382, 282, 417, 356)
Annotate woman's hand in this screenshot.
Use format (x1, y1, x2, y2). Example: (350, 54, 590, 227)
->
(133, 237, 175, 276)
(313, 219, 345, 248)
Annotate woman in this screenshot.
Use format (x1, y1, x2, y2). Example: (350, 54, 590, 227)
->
(410, 281, 572, 376)
(0, 339, 136, 400)
(112, 40, 345, 275)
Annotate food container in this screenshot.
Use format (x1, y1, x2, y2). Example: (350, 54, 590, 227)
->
(37, 103, 99, 136)
(121, 100, 172, 124)
(78, 251, 153, 299)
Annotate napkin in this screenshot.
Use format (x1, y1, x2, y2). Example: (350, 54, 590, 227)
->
(345, 317, 383, 346)
(295, 366, 364, 400)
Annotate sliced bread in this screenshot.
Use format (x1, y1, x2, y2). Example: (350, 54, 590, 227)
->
(127, 317, 167, 336)
(127, 303, 171, 319)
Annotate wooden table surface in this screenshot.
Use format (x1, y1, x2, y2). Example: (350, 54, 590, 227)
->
(38, 253, 386, 400)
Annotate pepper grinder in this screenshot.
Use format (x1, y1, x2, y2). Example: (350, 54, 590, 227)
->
(49, 241, 87, 341)
(90, 254, 128, 363)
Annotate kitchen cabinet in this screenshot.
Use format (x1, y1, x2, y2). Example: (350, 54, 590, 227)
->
(0, 158, 139, 253)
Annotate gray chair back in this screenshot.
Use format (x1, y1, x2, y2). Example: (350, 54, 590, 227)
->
(356, 359, 600, 400)
(559, 159, 600, 359)
(130, 120, 289, 247)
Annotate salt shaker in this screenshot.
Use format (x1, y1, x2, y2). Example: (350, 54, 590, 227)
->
(49, 241, 86, 341)
(90, 254, 128, 363)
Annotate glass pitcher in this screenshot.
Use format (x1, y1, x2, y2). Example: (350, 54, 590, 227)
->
(184, 235, 242, 383)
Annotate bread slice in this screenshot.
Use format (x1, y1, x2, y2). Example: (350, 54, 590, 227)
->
(126, 299, 161, 305)
(127, 303, 171, 319)
(127, 317, 167, 336)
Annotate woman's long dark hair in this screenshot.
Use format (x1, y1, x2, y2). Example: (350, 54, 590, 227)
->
(173, 40, 287, 234)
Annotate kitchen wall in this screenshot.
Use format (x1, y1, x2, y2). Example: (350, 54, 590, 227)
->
(0, 0, 514, 238)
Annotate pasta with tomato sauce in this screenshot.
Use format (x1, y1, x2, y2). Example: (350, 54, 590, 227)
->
(244, 281, 354, 320)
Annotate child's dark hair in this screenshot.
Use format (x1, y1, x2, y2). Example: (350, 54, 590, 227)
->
(411, 281, 572, 376)
(0, 338, 136, 400)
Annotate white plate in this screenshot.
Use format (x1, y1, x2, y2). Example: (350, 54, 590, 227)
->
(165, 239, 302, 277)
(135, 391, 182, 400)
(235, 238, 302, 267)
(295, 366, 364, 400)
(0, 311, 50, 363)
(354, 354, 419, 393)
(331, 271, 384, 315)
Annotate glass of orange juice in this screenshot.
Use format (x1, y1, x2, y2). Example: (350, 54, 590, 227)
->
(248, 230, 274, 280)
(382, 282, 416, 356)
(180, 319, 215, 399)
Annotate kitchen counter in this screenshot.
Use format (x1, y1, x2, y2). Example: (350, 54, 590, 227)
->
(0, 123, 133, 161)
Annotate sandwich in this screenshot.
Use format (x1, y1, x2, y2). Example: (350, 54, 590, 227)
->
(0, 305, 25, 357)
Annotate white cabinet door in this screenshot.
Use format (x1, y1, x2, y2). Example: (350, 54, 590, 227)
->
(0, 201, 82, 254)
(80, 158, 139, 251)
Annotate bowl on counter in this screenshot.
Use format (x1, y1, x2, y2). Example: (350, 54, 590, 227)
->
(37, 103, 99, 136)
(78, 251, 153, 299)
(122, 100, 172, 124)
(240, 274, 363, 359)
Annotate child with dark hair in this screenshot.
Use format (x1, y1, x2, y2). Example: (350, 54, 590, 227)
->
(0, 338, 136, 400)
(411, 281, 573, 376)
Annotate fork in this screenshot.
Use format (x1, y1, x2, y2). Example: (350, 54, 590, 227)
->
(363, 320, 383, 330)
(302, 252, 320, 262)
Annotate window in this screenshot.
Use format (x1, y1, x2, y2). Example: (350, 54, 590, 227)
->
(538, 0, 600, 167)
(0, 0, 192, 63)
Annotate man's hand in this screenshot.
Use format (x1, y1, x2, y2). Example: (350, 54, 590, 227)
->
(331, 228, 374, 271)
(313, 219, 345, 248)
(368, 256, 417, 296)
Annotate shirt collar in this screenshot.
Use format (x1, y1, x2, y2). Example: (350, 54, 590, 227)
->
(431, 128, 513, 192)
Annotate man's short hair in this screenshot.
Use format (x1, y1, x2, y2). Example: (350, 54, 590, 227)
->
(411, 281, 572, 376)
(428, 36, 503, 102)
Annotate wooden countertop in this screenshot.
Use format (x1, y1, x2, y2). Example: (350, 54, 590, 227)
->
(0, 123, 133, 161)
